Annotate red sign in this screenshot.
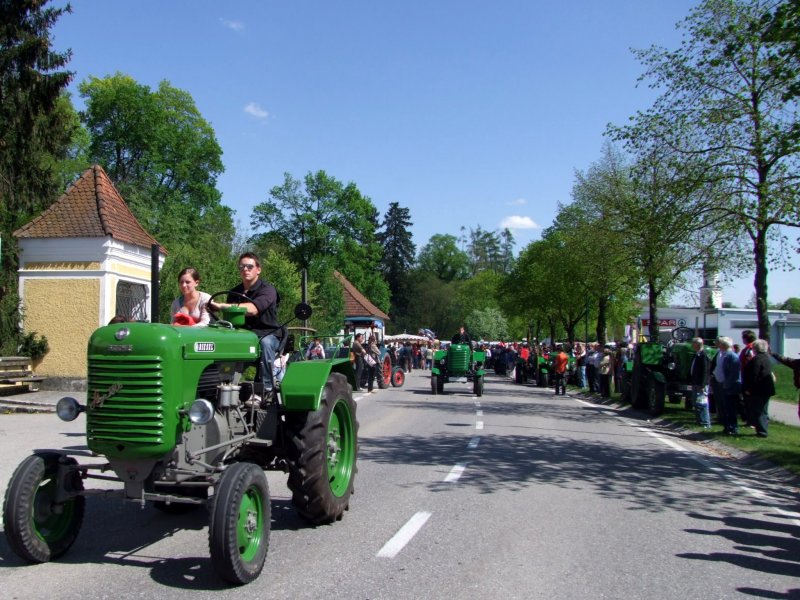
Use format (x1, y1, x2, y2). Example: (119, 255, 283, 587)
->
(641, 319, 677, 327)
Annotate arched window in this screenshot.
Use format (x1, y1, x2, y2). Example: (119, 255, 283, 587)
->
(116, 280, 148, 322)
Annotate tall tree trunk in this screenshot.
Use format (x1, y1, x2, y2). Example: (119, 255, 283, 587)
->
(753, 228, 770, 342)
(648, 282, 659, 342)
(596, 296, 608, 345)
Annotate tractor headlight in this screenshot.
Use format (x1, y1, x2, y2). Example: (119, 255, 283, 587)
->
(188, 399, 215, 425)
(56, 397, 84, 422)
(667, 362, 676, 370)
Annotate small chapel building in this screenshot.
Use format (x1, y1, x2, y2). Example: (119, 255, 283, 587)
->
(13, 165, 165, 385)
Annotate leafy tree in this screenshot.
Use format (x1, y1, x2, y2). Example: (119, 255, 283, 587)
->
(80, 74, 230, 246)
(251, 171, 389, 316)
(80, 73, 234, 318)
(465, 307, 509, 341)
(779, 297, 800, 313)
(622, 0, 800, 341)
(417, 234, 470, 281)
(393, 271, 460, 339)
(0, 0, 75, 354)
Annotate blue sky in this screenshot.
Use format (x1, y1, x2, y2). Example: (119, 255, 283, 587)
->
(50, 0, 797, 307)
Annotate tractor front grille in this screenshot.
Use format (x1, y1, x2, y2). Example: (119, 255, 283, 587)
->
(86, 356, 165, 447)
(447, 345, 470, 373)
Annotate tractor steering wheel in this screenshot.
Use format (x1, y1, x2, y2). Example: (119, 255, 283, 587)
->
(206, 291, 252, 324)
(671, 326, 693, 343)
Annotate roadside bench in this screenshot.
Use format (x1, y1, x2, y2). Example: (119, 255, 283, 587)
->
(0, 356, 46, 392)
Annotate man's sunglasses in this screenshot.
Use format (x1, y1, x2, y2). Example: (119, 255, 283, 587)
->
(238, 264, 257, 271)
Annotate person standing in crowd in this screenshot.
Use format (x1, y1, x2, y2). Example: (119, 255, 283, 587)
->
(366, 335, 381, 393)
(598, 348, 612, 398)
(352, 333, 366, 392)
(742, 339, 775, 437)
(711, 336, 741, 436)
(170, 267, 211, 326)
(740, 330, 756, 371)
(585, 344, 597, 393)
(211, 252, 282, 397)
(573, 343, 586, 389)
(552, 345, 568, 395)
(771, 350, 800, 422)
(689, 337, 711, 428)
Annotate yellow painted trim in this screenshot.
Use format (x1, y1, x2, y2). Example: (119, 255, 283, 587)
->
(22, 261, 101, 270)
(109, 262, 152, 279)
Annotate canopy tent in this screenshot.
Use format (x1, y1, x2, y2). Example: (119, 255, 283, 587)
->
(384, 334, 431, 343)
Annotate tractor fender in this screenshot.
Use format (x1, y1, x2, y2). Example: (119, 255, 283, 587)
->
(280, 359, 356, 411)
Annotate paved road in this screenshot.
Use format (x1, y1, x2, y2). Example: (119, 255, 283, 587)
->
(1, 371, 798, 599)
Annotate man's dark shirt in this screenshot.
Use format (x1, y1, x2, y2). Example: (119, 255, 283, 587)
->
(451, 332, 471, 345)
(228, 279, 281, 338)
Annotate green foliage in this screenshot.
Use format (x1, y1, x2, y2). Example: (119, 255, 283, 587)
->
(465, 307, 509, 341)
(0, 0, 75, 353)
(378, 202, 416, 316)
(616, 0, 800, 340)
(391, 271, 460, 339)
(251, 171, 389, 315)
(416, 234, 469, 281)
(462, 225, 515, 275)
(79, 74, 232, 253)
(17, 331, 49, 361)
(779, 297, 800, 313)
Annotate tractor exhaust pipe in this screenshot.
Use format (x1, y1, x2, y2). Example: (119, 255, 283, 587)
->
(151, 243, 160, 322)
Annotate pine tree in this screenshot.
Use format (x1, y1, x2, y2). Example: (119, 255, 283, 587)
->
(377, 202, 416, 313)
(0, 0, 75, 353)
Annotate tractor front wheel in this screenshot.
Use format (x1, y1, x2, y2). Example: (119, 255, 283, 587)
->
(286, 373, 358, 524)
(647, 379, 666, 416)
(473, 375, 484, 397)
(209, 462, 270, 585)
(391, 366, 405, 387)
(2, 452, 85, 563)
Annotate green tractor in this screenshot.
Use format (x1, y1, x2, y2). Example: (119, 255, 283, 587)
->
(2, 297, 358, 586)
(621, 326, 716, 416)
(430, 343, 487, 397)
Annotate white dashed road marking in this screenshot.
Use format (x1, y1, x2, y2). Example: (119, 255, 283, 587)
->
(377, 512, 432, 558)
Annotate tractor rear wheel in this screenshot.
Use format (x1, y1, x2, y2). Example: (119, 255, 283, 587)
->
(473, 375, 484, 397)
(286, 373, 358, 524)
(3, 452, 85, 563)
(209, 462, 270, 585)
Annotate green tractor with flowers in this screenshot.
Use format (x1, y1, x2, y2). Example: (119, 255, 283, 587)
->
(2, 297, 358, 586)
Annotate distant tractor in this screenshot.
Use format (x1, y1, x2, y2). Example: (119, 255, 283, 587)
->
(621, 326, 716, 416)
(431, 343, 486, 397)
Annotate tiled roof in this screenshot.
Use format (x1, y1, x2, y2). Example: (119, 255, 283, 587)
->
(333, 270, 390, 322)
(13, 164, 166, 253)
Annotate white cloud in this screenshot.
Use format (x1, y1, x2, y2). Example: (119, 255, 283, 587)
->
(220, 18, 245, 31)
(244, 102, 268, 119)
(507, 198, 527, 206)
(499, 215, 539, 230)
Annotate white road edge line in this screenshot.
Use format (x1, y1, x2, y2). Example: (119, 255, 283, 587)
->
(612, 412, 800, 527)
(377, 511, 432, 558)
(444, 463, 467, 483)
